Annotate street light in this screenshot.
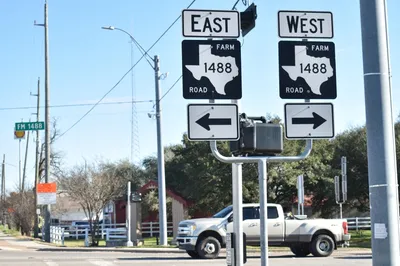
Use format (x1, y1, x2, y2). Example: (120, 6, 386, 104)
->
(101, 26, 168, 246)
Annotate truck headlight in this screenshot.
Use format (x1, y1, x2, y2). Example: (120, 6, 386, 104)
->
(189, 224, 197, 233)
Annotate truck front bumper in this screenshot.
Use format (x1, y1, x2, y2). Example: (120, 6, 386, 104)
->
(176, 236, 197, 251)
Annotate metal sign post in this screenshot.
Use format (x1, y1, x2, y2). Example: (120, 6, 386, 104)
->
(341, 156, 347, 202)
(334, 156, 347, 219)
(297, 175, 304, 215)
(210, 140, 313, 266)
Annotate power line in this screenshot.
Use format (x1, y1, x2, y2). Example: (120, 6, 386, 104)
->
(127, 33, 154, 69)
(0, 100, 152, 111)
(155, 75, 182, 108)
(129, 36, 154, 69)
(145, 0, 197, 54)
(57, 0, 198, 139)
(56, 54, 147, 139)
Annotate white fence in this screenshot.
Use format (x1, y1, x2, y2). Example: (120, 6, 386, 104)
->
(141, 221, 174, 237)
(56, 223, 126, 240)
(346, 217, 371, 231)
(105, 228, 127, 241)
(49, 226, 65, 245)
(43, 221, 173, 244)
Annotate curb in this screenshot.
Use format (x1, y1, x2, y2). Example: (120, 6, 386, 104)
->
(36, 247, 187, 253)
(34, 247, 266, 254)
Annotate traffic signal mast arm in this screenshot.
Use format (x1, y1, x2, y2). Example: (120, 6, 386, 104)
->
(209, 139, 313, 163)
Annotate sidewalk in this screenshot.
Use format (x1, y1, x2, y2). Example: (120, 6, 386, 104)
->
(0, 231, 371, 255)
(0, 231, 51, 251)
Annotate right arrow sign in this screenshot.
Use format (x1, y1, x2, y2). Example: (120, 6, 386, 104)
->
(284, 103, 334, 139)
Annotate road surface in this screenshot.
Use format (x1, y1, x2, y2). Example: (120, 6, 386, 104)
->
(0, 249, 372, 266)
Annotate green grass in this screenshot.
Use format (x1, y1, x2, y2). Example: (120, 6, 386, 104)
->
(0, 225, 21, 237)
(60, 236, 176, 248)
(348, 230, 371, 248)
(140, 236, 175, 247)
(62, 239, 107, 247)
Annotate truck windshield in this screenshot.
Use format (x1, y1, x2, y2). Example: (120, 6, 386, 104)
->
(212, 206, 233, 218)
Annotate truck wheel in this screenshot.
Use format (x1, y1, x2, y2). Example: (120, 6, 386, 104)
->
(196, 236, 221, 259)
(186, 250, 200, 259)
(290, 244, 311, 257)
(310, 234, 335, 257)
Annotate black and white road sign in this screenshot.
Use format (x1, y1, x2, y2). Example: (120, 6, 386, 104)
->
(278, 11, 334, 39)
(182, 40, 242, 100)
(187, 103, 239, 141)
(182, 9, 240, 38)
(284, 103, 334, 139)
(279, 41, 337, 99)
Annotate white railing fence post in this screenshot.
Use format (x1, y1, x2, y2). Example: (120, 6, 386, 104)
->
(61, 227, 65, 246)
(356, 217, 359, 231)
(84, 228, 89, 247)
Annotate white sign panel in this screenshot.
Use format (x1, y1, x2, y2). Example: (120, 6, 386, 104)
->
(284, 103, 334, 139)
(278, 11, 334, 38)
(187, 103, 239, 141)
(182, 9, 240, 38)
(37, 192, 56, 205)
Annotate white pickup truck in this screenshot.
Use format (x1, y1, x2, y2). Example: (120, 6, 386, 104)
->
(176, 203, 350, 259)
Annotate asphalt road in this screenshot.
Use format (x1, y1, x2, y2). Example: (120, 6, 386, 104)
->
(0, 250, 372, 266)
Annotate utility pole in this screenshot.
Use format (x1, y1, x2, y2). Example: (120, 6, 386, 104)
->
(32, 77, 41, 238)
(34, 0, 51, 242)
(22, 119, 31, 193)
(359, 0, 400, 265)
(1, 154, 5, 226)
(154, 55, 167, 246)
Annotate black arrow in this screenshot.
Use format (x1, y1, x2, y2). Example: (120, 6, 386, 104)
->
(196, 113, 232, 131)
(292, 112, 327, 129)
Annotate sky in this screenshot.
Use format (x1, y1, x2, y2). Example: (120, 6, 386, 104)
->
(0, 0, 399, 192)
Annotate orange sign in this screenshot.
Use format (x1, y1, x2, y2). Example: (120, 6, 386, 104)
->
(14, 130, 25, 139)
(37, 182, 57, 193)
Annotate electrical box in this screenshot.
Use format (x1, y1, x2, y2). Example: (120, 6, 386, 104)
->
(230, 114, 283, 156)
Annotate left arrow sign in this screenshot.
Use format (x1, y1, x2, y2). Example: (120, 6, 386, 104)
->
(196, 113, 232, 131)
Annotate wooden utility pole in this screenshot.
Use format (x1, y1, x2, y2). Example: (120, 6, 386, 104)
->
(34, 0, 51, 242)
(32, 78, 41, 238)
(22, 120, 30, 193)
(1, 154, 5, 226)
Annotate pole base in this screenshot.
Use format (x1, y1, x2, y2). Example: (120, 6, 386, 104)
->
(126, 241, 134, 247)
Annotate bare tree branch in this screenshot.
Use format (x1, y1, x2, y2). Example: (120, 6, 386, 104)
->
(57, 160, 126, 246)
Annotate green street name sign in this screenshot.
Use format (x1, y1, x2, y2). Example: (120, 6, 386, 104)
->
(15, 121, 45, 131)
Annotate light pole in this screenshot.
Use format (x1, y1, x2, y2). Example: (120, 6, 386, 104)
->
(102, 26, 168, 246)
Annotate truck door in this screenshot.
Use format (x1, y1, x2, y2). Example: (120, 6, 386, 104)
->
(242, 206, 260, 245)
(267, 206, 285, 243)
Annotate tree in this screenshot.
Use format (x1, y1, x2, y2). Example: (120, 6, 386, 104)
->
(164, 134, 260, 217)
(38, 118, 64, 182)
(332, 126, 369, 213)
(7, 189, 35, 236)
(57, 160, 126, 246)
